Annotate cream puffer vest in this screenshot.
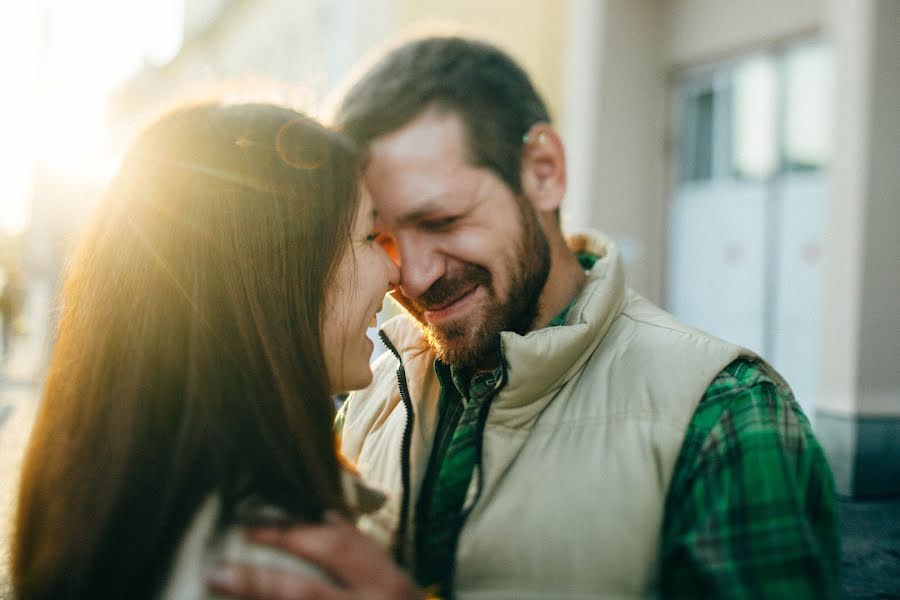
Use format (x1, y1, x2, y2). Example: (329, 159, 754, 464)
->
(343, 231, 748, 599)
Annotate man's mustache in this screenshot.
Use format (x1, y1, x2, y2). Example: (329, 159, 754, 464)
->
(391, 264, 492, 317)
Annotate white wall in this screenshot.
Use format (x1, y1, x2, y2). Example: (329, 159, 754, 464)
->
(823, 0, 900, 417)
(563, 0, 666, 302)
(857, 0, 900, 417)
(818, 0, 872, 416)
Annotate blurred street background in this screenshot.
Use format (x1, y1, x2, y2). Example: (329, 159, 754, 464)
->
(1, 0, 898, 597)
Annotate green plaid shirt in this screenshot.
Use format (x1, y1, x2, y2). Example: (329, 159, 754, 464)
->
(414, 254, 839, 598)
(660, 358, 840, 598)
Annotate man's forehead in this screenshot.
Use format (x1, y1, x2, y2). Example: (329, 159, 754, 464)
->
(362, 109, 484, 225)
(367, 108, 467, 164)
(364, 165, 469, 224)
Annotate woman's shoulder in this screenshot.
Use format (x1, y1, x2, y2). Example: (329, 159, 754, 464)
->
(159, 495, 331, 599)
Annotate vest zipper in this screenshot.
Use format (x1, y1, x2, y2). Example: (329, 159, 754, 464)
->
(378, 330, 415, 567)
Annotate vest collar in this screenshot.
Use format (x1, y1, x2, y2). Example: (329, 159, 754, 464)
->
(493, 231, 625, 427)
(380, 230, 626, 426)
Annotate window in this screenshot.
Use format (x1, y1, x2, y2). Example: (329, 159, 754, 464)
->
(676, 40, 833, 182)
(680, 88, 716, 182)
(784, 42, 834, 171)
(731, 55, 778, 180)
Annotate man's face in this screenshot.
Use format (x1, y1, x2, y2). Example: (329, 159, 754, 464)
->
(365, 109, 550, 368)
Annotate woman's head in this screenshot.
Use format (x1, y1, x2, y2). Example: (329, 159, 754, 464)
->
(13, 103, 383, 598)
(322, 183, 399, 392)
(105, 102, 385, 394)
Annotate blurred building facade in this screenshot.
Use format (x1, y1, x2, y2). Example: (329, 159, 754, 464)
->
(563, 0, 899, 498)
(106, 0, 566, 146)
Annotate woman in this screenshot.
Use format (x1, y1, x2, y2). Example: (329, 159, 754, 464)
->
(12, 103, 403, 599)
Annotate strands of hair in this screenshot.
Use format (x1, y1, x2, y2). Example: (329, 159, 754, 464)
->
(12, 103, 360, 599)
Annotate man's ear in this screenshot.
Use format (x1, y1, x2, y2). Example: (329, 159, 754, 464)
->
(520, 123, 566, 213)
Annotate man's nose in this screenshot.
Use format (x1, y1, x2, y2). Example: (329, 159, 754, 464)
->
(396, 236, 443, 299)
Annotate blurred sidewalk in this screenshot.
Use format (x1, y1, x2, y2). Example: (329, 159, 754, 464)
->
(839, 498, 900, 599)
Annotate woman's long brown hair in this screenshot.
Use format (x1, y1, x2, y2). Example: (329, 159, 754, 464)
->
(12, 103, 360, 599)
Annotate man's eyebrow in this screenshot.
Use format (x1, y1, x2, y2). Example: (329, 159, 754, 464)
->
(395, 198, 447, 227)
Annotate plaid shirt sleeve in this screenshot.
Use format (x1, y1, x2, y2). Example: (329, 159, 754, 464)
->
(659, 358, 840, 599)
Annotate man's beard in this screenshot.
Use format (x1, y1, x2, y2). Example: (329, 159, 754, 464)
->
(399, 201, 551, 368)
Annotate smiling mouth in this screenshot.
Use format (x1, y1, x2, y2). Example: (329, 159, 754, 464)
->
(422, 285, 479, 322)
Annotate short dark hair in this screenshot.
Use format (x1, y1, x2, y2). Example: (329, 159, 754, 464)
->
(14, 104, 359, 599)
(334, 36, 551, 194)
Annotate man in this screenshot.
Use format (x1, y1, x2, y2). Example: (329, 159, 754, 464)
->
(211, 36, 839, 599)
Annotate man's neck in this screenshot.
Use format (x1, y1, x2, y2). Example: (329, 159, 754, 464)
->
(532, 243, 588, 330)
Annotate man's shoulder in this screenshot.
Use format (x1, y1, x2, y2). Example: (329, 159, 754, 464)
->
(695, 357, 803, 435)
(669, 356, 821, 508)
(596, 291, 746, 375)
(674, 356, 819, 488)
(617, 291, 738, 348)
(705, 357, 792, 398)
